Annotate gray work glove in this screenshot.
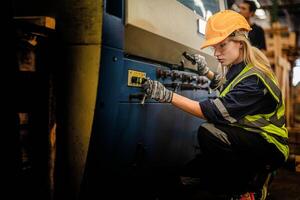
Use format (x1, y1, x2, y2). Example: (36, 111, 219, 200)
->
(142, 78, 173, 103)
(193, 54, 209, 76)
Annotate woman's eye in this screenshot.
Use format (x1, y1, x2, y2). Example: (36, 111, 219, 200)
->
(220, 43, 226, 48)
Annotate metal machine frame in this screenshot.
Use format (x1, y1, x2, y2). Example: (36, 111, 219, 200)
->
(81, 0, 226, 198)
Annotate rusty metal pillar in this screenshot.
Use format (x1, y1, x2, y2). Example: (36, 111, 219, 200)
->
(55, 0, 103, 199)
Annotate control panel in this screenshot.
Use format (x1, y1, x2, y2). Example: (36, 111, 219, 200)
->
(155, 68, 210, 92)
(127, 69, 146, 87)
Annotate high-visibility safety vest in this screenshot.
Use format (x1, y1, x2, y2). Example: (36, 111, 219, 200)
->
(214, 64, 289, 160)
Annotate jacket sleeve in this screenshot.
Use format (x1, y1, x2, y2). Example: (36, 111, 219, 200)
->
(200, 75, 277, 124)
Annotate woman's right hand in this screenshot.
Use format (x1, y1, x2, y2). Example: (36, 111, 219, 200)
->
(193, 54, 209, 76)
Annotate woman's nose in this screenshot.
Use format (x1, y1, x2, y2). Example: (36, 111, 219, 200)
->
(214, 49, 221, 57)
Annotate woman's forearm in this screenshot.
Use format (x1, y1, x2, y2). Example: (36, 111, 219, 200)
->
(171, 93, 205, 119)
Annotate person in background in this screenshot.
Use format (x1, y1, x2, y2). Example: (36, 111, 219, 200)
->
(142, 10, 288, 199)
(238, 0, 267, 51)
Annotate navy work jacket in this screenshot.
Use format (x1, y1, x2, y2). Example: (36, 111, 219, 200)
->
(200, 62, 277, 124)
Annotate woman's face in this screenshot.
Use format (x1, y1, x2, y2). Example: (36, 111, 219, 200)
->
(212, 38, 243, 66)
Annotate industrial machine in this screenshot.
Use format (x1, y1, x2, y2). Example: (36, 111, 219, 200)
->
(82, 0, 227, 199)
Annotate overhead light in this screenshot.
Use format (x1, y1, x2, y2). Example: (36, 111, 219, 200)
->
(255, 9, 267, 19)
(296, 58, 300, 66)
(197, 18, 206, 35)
(293, 66, 300, 86)
(253, 0, 261, 8)
(293, 58, 300, 86)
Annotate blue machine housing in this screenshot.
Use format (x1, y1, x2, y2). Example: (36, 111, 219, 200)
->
(82, 0, 215, 198)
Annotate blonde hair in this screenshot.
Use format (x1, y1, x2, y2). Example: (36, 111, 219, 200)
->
(229, 31, 276, 80)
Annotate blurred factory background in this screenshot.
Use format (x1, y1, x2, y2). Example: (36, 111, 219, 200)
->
(4, 0, 300, 199)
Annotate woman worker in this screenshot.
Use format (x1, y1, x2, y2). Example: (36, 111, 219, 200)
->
(142, 10, 288, 199)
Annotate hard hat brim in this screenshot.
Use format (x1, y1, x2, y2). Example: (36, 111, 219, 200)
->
(200, 36, 227, 49)
(200, 28, 252, 49)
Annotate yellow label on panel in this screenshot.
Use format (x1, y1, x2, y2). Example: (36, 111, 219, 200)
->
(128, 69, 146, 87)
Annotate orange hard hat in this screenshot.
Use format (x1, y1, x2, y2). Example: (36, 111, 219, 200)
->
(200, 10, 252, 49)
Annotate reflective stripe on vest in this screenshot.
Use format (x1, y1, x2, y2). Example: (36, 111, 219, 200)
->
(201, 123, 231, 145)
(219, 64, 289, 160)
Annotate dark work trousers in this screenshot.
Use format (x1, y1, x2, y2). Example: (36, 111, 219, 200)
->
(181, 123, 286, 194)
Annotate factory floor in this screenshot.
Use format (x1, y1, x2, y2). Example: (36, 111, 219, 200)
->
(183, 167, 300, 200)
(268, 168, 300, 200)
(14, 163, 300, 200)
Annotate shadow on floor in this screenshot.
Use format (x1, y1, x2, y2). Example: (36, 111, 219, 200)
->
(268, 168, 300, 200)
